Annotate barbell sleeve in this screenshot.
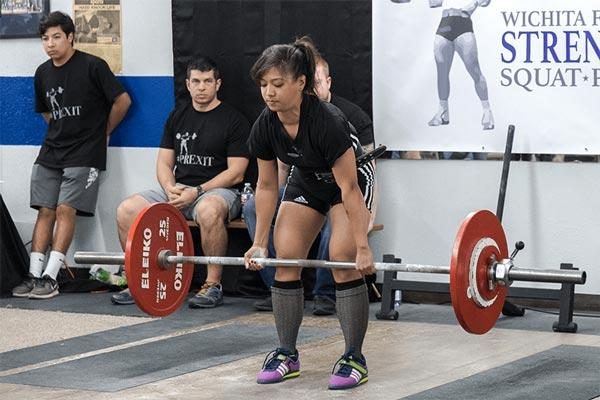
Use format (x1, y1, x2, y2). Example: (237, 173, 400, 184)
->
(75, 252, 125, 265)
(508, 267, 586, 285)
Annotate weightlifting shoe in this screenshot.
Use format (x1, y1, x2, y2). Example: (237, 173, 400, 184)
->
(428, 109, 449, 126)
(482, 109, 495, 130)
(188, 282, 223, 308)
(111, 288, 135, 305)
(328, 353, 368, 390)
(12, 274, 37, 298)
(29, 275, 59, 299)
(257, 348, 300, 384)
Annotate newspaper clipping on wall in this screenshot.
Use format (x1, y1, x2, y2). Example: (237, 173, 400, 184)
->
(73, 0, 121, 73)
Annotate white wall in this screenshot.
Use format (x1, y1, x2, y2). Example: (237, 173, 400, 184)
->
(369, 159, 599, 295)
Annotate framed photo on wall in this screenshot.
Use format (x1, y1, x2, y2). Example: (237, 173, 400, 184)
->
(0, 0, 50, 39)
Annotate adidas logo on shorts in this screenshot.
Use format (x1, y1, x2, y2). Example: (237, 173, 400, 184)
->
(293, 195, 308, 204)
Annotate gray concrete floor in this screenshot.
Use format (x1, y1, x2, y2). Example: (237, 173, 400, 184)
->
(1, 295, 600, 400)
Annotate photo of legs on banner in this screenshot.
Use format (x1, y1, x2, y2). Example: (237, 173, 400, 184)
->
(427, 0, 495, 130)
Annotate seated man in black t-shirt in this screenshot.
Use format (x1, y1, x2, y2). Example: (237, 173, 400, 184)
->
(11, 11, 131, 300)
(112, 56, 250, 308)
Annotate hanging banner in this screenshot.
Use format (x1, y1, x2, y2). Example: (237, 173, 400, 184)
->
(73, 0, 122, 73)
(374, 0, 600, 154)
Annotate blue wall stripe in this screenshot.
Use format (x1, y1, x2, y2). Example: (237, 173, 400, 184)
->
(0, 76, 45, 145)
(0, 76, 174, 148)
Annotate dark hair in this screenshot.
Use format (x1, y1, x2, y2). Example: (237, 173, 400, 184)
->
(250, 35, 318, 95)
(39, 11, 75, 39)
(186, 56, 221, 80)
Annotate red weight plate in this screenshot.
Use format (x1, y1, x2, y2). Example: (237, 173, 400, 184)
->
(450, 210, 508, 334)
(125, 203, 194, 317)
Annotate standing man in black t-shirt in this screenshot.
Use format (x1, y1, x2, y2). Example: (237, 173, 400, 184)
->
(12, 11, 131, 300)
(112, 57, 250, 308)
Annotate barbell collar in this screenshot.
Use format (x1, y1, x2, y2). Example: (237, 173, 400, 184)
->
(491, 258, 512, 287)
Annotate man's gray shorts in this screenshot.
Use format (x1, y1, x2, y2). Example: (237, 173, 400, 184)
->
(139, 187, 241, 222)
(30, 164, 102, 217)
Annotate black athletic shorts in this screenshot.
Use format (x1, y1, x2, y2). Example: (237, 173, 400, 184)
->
(282, 163, 375, 215)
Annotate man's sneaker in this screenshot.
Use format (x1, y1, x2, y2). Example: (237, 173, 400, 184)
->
(328, 353, 368, 390)
(29, 275, 59, 300)
(188, 282, 223, 308)
(257, 348, 300, 384)
(12, 275, 37, 298)
(254, 296, 273, 311)
(111, 288, 135, 305)
(313, 295, 336, 316)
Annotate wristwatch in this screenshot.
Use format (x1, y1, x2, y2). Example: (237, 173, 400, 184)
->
(196, 185, 204, 197)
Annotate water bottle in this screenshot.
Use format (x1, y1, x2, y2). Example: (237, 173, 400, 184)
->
(240, 182, 254, 220)
(91, 268, 127, 287)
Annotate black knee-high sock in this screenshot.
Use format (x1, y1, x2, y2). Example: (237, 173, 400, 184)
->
(271, 280, 304, 353)
(336, 279, 369, 359)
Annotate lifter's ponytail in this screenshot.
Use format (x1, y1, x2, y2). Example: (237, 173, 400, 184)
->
(293, 36, 318, 95)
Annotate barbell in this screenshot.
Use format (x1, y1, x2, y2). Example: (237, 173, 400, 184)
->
(74, 203, 586, 334)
